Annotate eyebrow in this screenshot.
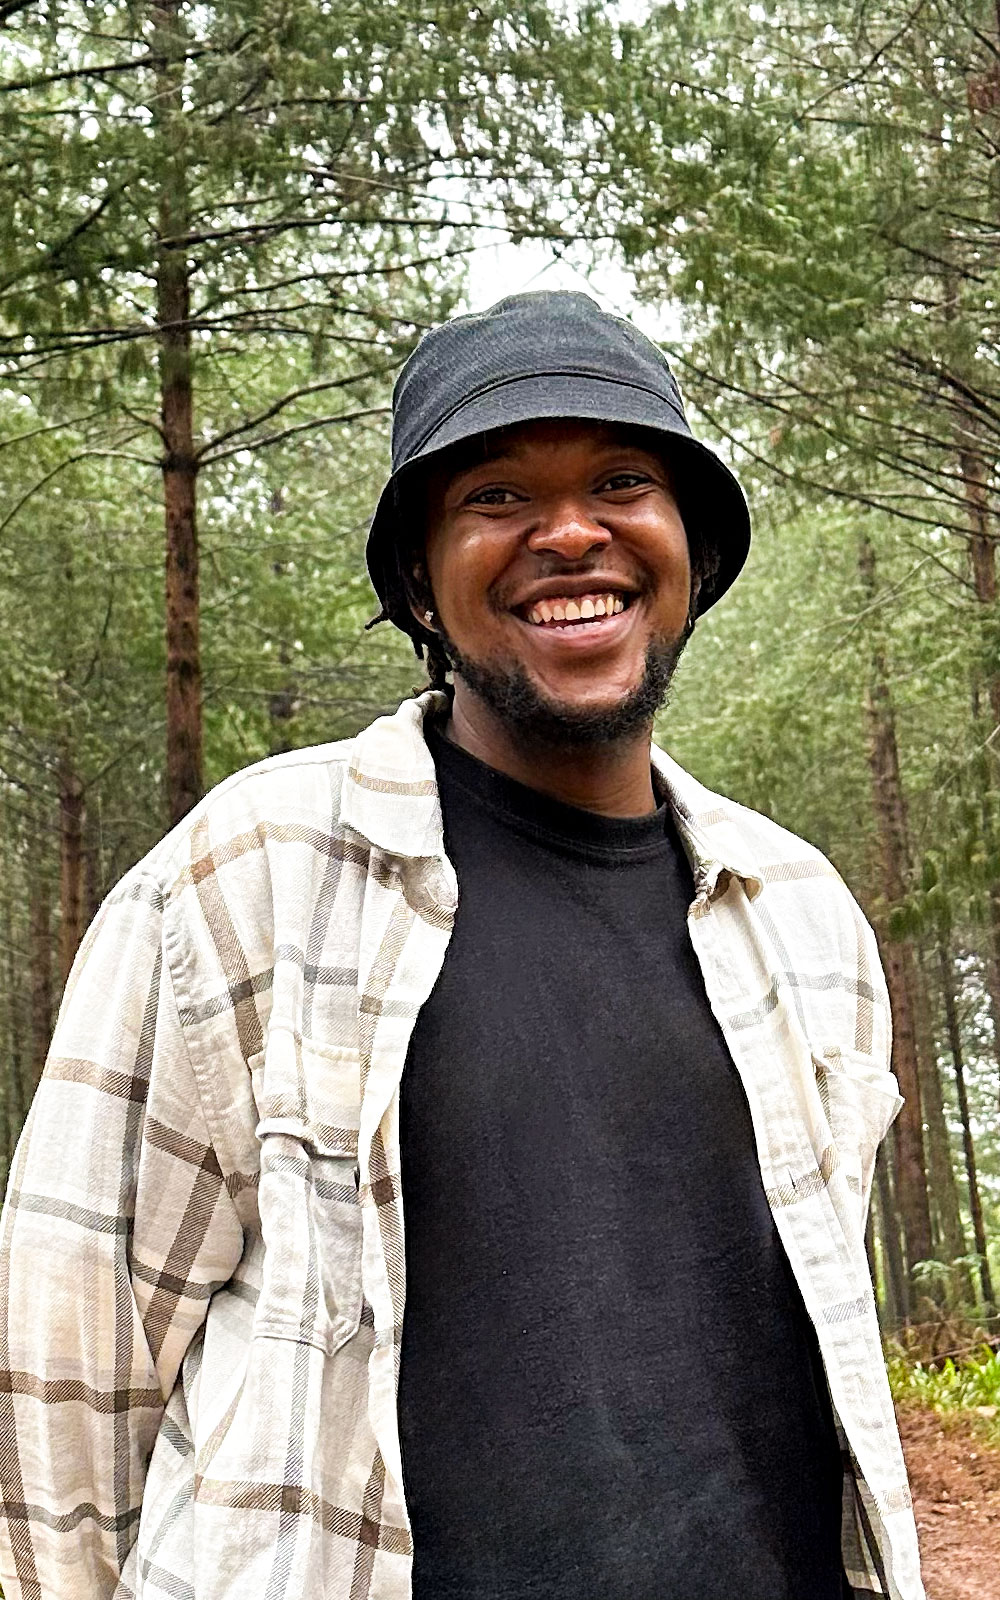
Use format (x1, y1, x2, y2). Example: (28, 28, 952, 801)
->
(454, 433, 660, 478)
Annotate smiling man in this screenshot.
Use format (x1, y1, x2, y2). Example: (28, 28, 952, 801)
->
(0, 293, 923, 1600)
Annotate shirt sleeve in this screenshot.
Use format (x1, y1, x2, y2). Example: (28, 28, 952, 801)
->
(0, 871, 245, 1598)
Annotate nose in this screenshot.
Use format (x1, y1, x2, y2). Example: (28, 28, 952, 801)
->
(525, 497, 612, 561)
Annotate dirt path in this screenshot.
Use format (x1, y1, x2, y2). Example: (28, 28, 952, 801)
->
(897, 1407, 1000, 1600)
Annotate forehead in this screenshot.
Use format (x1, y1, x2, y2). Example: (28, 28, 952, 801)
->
(434, 417, 668, 481)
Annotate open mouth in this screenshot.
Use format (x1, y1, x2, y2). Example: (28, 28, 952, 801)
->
(515, 590, 637, 631)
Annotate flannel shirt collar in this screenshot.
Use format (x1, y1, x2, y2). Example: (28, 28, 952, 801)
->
(342, 692, 762, 902)
(649, 746, 764, 903)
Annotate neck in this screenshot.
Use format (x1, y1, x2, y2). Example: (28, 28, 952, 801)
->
(441, 684, 658, 818)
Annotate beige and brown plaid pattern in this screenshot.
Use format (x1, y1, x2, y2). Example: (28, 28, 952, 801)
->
(0, 692, 923, 1599)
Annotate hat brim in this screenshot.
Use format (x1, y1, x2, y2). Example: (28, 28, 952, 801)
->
(366, 373, 751, 635)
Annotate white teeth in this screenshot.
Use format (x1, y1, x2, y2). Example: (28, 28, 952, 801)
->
(523, 591, 630, 625)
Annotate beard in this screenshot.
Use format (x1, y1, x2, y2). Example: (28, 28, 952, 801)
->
(434, 620, 692, 750)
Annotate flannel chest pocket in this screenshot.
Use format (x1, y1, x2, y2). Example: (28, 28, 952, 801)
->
(250, 1028, 363, 1354)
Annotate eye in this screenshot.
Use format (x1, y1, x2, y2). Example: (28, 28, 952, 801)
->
(465, 484, 522, 507)
(601, 470, 653, 492)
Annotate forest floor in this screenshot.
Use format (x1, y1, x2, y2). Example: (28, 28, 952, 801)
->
(898, 1406, 1000, 1599)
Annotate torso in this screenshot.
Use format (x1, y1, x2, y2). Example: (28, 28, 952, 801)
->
(398, 723, 845, 1599)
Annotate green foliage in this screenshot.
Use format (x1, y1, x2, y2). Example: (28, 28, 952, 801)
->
(0, 0, 610, 1170)
(594, 0, 999, 547)
(886, 1343, 1000, 1441)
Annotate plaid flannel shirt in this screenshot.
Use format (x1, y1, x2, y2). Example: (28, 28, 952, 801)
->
(0, 691, 924, 1600)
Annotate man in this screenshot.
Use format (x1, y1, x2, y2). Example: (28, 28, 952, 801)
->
(0, 292, 923, 1599)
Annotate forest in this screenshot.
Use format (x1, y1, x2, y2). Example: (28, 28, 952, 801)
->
(1, 0, 998, 1356)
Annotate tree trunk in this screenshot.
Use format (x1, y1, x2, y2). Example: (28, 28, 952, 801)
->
(875, 1142, 909, 1330)
(879, 942, 933, 1278)
(269, 640, 298, 756)
(29, 873, 53, 1089)
(858, 532, 935, 1282)
(957, 427, 1000, 1107)
(154, 0, 202, 827)
(938, 934, 996, 1319)
(58, 751, 85, 986)
(84, 792, 103, 925)
(961, 437, 999, 722)
(0, 836, 25, 1166)
(913, 947, 970, 1301)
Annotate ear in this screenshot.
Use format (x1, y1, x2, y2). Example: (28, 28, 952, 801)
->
(404, 558, 438, 635)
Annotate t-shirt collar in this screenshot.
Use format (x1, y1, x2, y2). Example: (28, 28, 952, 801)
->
(342, 693, 762, 902)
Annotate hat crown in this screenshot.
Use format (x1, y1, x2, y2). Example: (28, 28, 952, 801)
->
(391, 289, 686, 470)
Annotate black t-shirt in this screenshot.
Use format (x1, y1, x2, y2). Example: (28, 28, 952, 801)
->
(398, 723, 845, 1599)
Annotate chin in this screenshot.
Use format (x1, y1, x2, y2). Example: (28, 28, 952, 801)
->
(447, 631, 690, 750)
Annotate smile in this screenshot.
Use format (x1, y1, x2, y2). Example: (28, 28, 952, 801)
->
(510, 592, 639, 651)
(518, 591, 634, 629)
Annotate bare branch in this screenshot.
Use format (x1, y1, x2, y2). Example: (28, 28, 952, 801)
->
(680, 391, 981, 541)
(197, 372, 392, 460)
(0, 443, 156, 540)
(203, 403, 390, 463)
(880, 230, 989, 285)
(0, 41, 223, 95)
(889, 347, 1000, 431)
(0, 0, 38, 22)
(198, 246, 471, 305)
(0, 407, 112, 450)
(159, 213, 587, 251)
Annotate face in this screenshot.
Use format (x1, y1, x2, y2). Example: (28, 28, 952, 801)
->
(414, 419, 694, 746)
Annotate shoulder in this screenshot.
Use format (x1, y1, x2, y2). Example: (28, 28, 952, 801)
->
(654, 746, 874, 942)
(656, 749, 891, 1065)
(119, 737, 360, 904)
(108, 693, 446, 918)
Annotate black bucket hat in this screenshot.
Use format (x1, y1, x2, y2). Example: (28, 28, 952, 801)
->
(365, 290, 751, 646)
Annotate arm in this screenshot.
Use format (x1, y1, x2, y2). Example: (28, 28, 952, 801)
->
(0, 872, 244, 1598)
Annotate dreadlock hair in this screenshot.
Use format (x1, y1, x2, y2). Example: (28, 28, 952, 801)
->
(401, 539, 455, 697)
(361, 471, 456, 698)
(681, 510, 722, 619)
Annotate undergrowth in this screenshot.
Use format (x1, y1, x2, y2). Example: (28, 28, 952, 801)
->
(886, 1342, 1000, 1448)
